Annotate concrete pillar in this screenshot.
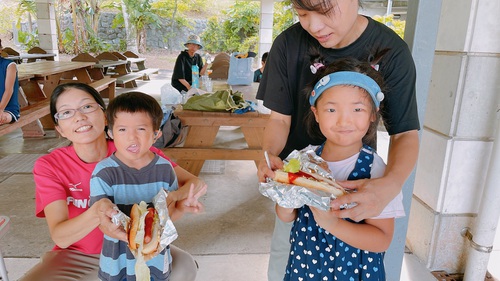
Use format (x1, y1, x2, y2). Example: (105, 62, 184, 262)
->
(407, 0, 500, 275)
(381, 1, 441, 280)
(35, 0, 58, 58)
(258, 0, 273, 64)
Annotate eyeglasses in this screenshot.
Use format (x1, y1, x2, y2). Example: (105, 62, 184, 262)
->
(54, 103, 103, 121)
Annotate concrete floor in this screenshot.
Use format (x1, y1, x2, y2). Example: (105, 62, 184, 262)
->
(0, 71, 482, 281)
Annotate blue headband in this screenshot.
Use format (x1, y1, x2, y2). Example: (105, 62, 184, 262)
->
(309, 71, 384, 108)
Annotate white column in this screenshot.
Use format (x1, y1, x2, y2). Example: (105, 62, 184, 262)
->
(258, 0, 274, 63)
(35, 0, 58, 58)
(407, 0, 500, 275)
(383, 1, 441, 280)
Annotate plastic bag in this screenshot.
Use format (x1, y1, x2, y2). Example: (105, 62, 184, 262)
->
(227, 52, 253, 86)
(160, 83, 183, 105)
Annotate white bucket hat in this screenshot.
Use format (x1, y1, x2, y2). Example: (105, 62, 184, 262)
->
(184, 35, 203, 49)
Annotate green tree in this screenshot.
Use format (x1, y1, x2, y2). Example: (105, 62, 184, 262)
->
(103, 0, 162, 53)
(16, 0, 39, 49)
(273, 0, 295, 40)
(372, 14, 405, 39)
(54, 0, 106, 54)
(202, 1, 260, 53)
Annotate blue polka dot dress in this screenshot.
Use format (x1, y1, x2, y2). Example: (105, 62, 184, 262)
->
(283, 145, 386, 281)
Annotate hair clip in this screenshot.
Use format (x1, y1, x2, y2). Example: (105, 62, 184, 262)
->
(371, 64, 380, 71)
(310, 62, 324, 74)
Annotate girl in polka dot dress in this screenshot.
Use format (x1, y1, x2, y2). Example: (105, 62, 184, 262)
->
(277, 56, 405, 281)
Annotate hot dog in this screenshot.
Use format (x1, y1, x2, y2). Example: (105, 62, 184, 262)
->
(273, 169, 346, 198)
(128, 203, 161, 256)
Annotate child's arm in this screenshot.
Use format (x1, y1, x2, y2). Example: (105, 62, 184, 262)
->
(167, 183, 206, 221)
(275, 204, 297, 223)
(310, 206, 394, 253)
(171, 165, 208, 201)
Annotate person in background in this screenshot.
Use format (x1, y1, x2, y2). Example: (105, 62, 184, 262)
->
(278, 55, 404, 281)
(253, 52, 269, 83)
(0, 39, 20, 125)
(171, 35, 208, 93)
(90, 91, 206, 281)
(22, 83, 206, 281)
(256, 0, 420, 280)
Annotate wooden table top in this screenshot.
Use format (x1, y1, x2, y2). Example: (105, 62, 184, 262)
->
(95, 60, 128, 68)
(127, 57, 145, 63)
(17, 61, 96, 77)
(21, 53, 57, 59)
(18, 73, 35, 81)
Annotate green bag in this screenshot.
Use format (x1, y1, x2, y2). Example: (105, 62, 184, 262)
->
(182, 90, 250, 112)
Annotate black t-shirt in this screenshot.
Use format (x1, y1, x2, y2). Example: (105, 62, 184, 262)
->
(257, 17, 420, 159)
(171, 50, 204, 93)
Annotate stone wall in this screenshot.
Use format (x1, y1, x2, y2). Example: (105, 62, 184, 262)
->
(57, 12, 207, 51)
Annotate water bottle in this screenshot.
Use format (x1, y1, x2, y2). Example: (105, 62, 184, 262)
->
(192, 65, 199, 89)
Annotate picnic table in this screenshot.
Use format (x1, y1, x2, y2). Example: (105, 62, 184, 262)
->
(17, 61, 96, 96)
(162, 80, 268, 176)
(16, 61, 115, 130)
(164, 109, 269, 176)
(72, 52, 144, 88)
(1, 46, 56, 64)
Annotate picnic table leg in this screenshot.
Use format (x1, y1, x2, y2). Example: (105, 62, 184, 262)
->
(35, 74, 63, 130)
(169, 126, 219, 176)
(18, 81, 46, 137)
(241, 127, 265, 168)
(136, 61, 146, 71)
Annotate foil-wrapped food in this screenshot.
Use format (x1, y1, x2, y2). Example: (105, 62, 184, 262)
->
(112, 189, 178, 281)
(259, 146, 351, 211)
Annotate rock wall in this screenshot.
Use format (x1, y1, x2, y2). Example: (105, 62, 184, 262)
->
(58, 12, 207, 51)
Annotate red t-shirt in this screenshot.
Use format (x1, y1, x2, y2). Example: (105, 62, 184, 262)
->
(33, 140, 176, 254)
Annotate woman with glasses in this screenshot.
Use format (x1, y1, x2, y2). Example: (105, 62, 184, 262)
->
(20, 83, 206, 281)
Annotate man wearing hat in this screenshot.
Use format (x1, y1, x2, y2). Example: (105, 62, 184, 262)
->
(171, 35, 207, 93)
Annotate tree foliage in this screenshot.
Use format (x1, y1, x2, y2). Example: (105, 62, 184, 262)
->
(273, 0, 295, 41)
(6, 0, 296, 54)
(372, 14, 405, 39)
(15, 0, 39, 49)
(202, 0, 295, 53)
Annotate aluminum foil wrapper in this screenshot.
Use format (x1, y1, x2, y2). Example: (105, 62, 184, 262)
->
(259, 180, 333, 211)
(153, 190, 178, 249)
(259, 146, 355, 211)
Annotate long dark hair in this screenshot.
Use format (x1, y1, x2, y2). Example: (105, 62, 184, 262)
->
(50, 83, 106, 125)
(305, 50, 387, 149)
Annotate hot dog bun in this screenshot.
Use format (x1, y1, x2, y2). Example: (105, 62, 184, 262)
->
(273, 170, 346, 197)
(127, 203, 160, 255)
(128, 204, 141, 250)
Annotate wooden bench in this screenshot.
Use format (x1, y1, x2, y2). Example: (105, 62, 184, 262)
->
(135, 68, 159, 81)
(0, 99, 50, 137)
(115, 73, 143, 88)
(89, 77, 116, 100)
(1, 47, 21, 64)
(26, 47, 55, 63)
